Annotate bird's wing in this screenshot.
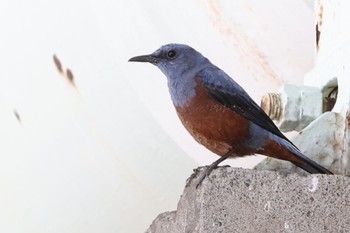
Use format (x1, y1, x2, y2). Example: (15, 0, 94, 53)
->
(198, 67, 295, 145)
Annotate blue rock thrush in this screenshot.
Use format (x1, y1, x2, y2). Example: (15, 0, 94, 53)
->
(129, 43, 332, 186)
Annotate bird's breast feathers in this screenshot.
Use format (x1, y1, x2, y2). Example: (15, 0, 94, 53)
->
(175, 77, 251, 155)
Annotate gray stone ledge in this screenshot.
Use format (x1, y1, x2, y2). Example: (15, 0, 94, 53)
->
(146, 167, 350, 233)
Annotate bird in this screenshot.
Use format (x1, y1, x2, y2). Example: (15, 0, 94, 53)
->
(129, 43, 332, 187)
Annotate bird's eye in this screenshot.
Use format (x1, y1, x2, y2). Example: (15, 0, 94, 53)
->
(167, 50, 177, 59)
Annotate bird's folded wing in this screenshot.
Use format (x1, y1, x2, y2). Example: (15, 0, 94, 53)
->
(198, 67, 295, 146)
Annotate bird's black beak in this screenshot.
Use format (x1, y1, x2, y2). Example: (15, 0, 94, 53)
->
(128, 54, 159, 64)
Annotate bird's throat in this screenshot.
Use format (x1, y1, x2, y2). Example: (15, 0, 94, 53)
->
(167, 76, 197, 107)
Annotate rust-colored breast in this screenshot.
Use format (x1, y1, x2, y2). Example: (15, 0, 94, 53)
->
(175, 78, 250, 156)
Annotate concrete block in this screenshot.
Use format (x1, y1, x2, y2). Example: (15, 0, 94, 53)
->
(146, 167, 350, 233)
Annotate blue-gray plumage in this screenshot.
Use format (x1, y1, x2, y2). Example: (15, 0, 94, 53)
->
(129, 43, 332, 186)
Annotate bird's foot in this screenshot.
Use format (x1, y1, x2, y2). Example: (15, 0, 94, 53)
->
(195, 165, 217, 188)
(194, 165, 231, 188)
(185, 166, 205, 188)
(194, 148, 238, 188)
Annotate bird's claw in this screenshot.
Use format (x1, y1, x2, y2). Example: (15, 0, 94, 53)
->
(195, 165, 217, 188)
(195, 170, 208, 189)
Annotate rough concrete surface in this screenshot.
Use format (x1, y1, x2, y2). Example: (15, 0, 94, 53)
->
(146, 167, 350, 233)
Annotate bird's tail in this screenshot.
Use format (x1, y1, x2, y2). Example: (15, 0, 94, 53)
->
(265, 137, 333, 174)
(289, 149, 332, 174)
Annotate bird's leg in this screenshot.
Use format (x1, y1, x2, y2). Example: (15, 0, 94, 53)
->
(195, 147, 238, 188)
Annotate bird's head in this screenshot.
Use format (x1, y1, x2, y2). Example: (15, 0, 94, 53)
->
(129, 44, 209, 80)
